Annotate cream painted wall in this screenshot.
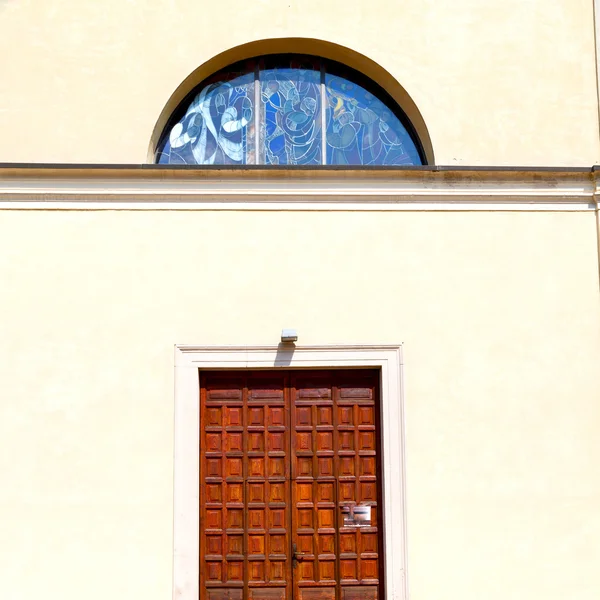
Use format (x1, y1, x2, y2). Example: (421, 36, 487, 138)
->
(0, 209, 599, 600)
(0, 0, 598, 165)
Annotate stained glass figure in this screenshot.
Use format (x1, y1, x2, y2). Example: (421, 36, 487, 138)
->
(155, 56, 424, 166)
(325, 74, 421, 165)
(156, 65, 255, 165)
(259, 59, 321, 165)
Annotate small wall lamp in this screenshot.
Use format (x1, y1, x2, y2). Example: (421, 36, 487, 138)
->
(281, 329, 298, 343)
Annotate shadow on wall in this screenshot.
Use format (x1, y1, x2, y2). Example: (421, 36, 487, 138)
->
(274, 343, 295, 367)
(147, 37, 434, 165)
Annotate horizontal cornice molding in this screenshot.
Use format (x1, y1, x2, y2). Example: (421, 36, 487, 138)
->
(0, 165, 599, 211)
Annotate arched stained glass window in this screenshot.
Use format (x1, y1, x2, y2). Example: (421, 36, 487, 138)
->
(156, 56, 425, 166)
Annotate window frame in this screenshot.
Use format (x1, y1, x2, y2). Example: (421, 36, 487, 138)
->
(173, 344, 408, 600)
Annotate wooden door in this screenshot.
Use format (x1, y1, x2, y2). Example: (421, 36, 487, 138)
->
(200, 371, 292, 600)
(290, 371, 381, 600)
(199, 370, 382, 600)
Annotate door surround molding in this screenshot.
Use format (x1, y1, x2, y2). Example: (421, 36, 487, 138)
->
(173, 344, 407, 600)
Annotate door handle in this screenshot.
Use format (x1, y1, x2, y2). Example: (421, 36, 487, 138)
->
(292, 543, 306, 567)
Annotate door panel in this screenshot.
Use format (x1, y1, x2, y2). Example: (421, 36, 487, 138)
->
(200, 370, 381, 600)
(334, 376, 380, 600)
(291, 373, 337, 600)
(290, 371, 381, 600)
(200, 372, 292, 600)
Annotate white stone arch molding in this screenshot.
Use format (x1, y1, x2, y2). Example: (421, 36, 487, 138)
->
(173, 344, 408, 600)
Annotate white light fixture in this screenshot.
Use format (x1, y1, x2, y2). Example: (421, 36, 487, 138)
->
(281, 329, 298, 343)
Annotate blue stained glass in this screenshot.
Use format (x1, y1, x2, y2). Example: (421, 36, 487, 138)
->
(156, 56, 425, 166)
(156, 68, 255, 165)
(325, 74, 421, 166)
(259, 65, 321, 165)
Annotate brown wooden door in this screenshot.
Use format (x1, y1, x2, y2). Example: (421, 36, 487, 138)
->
(199, 370, 382, 600)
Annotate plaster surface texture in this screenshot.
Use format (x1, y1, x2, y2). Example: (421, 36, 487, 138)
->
(0, 0, 598, 165)
(0, 209, 599, 600)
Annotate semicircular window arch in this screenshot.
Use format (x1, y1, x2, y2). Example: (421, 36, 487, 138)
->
(156, 55, 425, 166)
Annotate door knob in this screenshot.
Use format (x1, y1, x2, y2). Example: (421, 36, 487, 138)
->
(292, 543, 306, 567)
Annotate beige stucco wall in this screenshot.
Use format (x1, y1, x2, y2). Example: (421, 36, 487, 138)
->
(0, 207, 599, 600)
(0, 0, 598, 165)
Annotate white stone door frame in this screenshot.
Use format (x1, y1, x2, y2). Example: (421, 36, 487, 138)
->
(173, 344, 407, 600)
